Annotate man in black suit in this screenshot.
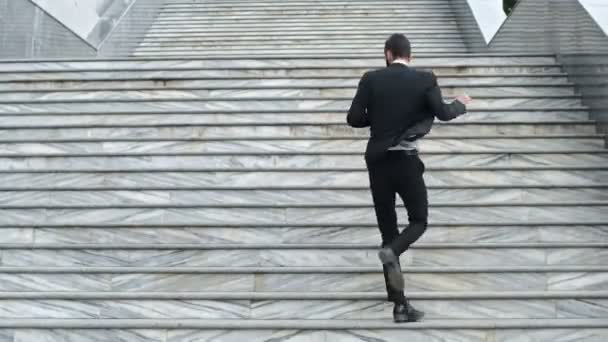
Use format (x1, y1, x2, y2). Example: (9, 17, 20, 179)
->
(347, 33, 472, 323)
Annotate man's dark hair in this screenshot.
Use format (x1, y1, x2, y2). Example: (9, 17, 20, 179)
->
(384, 34, 411, 58)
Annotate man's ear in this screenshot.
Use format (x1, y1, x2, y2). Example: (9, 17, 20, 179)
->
(385, 50, 393, 62)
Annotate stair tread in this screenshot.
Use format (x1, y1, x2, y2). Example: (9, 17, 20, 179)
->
(1, 318, 607, 329)
(1, 291, 606, 299)
(2, 266, 607, 272)
(1, 242, 605, 249)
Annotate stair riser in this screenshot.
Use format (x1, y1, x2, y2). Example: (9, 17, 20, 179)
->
(0, 207, 605, 225)
(142, 32, 465, 39)
(0, 188, 604, 206)
(154, 11, 458, 18)
(162, 0, 454, 5)
(0, 87, 577, 101)
(161, 5, 456, 11)
(136, 42, 467, 49)
(1, 170, 605, 189)
(6, 226, 606, 245)
(0, 57, 559, 72)
(1, 298, 605, 319)
(131, 48, 470, 55)
(0, 272, 604, 292)
(151, 16, 459, 22)
(144, 22, 469, 30)
(0, 139, 602, 154)
(0, 73, 569, 85)
(0, 112, 590, 128)
(142, 26, 470, 33)
(0, 99, 585, 114)
(2, 248, 606, 267)
(0, 153, 604, 170)
(1, 328, 606, 342)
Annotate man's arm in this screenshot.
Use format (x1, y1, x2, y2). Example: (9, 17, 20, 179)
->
(425, 72, 468, 121)
(347, 72, 371, 128)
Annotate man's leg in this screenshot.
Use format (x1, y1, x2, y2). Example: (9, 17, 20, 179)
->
(386, 154, 427, 323)
(368, 160, 406, 302)
(391, 155, 429, 256)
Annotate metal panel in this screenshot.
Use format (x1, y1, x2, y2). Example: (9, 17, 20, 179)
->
(487, 0, 608, 143)
(98, 0, 167, 57)
(0, 0, 166, 59)
(450, 0, 488, 51)
(0, 0, 95, 59)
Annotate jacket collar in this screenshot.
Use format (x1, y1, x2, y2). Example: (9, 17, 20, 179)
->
(389, 59, 409, 68)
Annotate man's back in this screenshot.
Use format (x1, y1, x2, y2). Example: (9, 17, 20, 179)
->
(359, 64, 433, 141)
(347, 62, 465, 163)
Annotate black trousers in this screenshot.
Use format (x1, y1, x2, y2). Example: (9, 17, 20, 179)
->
(367, 151, 429, 304)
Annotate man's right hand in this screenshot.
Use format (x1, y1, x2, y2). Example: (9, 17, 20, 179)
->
(455, 94, 473, 105)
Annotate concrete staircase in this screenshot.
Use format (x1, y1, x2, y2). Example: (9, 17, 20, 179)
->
(0, 0, 607, 341)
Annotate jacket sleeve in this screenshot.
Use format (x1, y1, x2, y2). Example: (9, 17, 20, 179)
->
(347, 72, 371, 128)
(425, 72, 466, 121)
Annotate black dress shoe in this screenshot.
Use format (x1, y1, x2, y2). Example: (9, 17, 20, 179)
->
(393, 303, 425, 323)
(378, 247, 404, 291)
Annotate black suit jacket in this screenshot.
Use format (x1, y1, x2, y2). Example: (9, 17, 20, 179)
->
(347, 63, 466, 163)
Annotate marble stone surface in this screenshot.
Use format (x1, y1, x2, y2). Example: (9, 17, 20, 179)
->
(0, 139, 603, 155)
(0, 270, 605, 293)
(0, 188, 604, 206)
(0, 170, 606, 189)
(0, 0, 606, 334)
(16, 225, 607, 245)
(2, 247, 606, 268)
(0, 328, 604, 342)
(0, 56, 559, 72)
(12, 329, 165, 342)
(0, 205, 605, 226)
(1, 298, 605, 320)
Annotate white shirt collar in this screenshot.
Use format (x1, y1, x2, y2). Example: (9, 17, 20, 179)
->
(392, 59, 409, 66)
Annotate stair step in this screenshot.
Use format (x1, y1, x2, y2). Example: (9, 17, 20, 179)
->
(5, 225, 606, 244)
(0, 86, 579, 101)
(0, 152, 605, 170)
(1, 243, 606, 267)
(150, 16, 458, 22)
(131, 49, 472, 56)
(142, 31, 465, 38)
(1, 319, 606, 340)
(3, 201, 604, 209)
(0, 206, 605, 226)
(162, 0, 454, 6)
(163, 0, 454, 5)
(0, 114, 594, 129)
(1, 170, 605, 188)
(136, 41, 467, 48)
(0, 266, 606, 292)
(0, 99, 586, 114)
(0, 188, 604, 206)
(0, 56, 559, 72)
(0, 139, 603, 155)
(0, 72, 570, 84)
(153, 11, 458, 19)
(1, 295, 607, 320)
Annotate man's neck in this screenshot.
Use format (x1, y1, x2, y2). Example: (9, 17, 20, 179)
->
(392, 59, 409, 66)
